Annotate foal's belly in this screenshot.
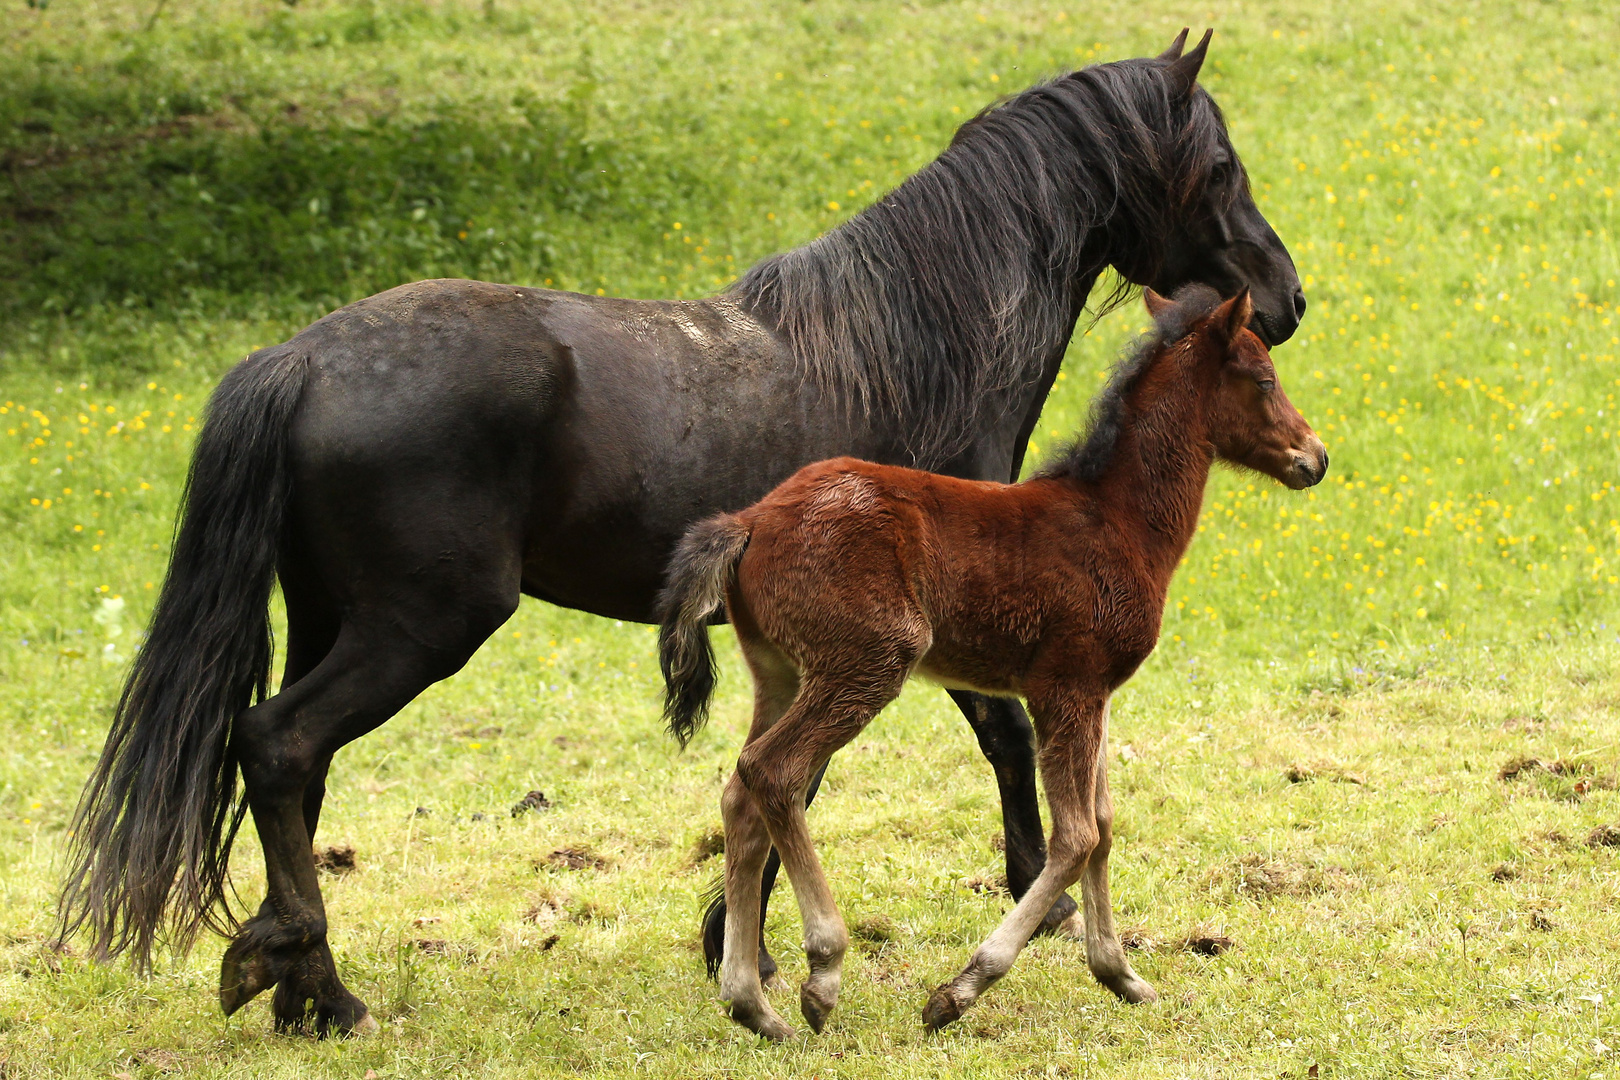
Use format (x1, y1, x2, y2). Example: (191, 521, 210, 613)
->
(914, 651, 1026, 699)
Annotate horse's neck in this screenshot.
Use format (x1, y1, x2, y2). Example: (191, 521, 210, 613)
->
(1102, 368, 1216, 583)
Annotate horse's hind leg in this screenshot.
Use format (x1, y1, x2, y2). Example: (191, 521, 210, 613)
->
(1079, 714, 1156, 1003)
(220, 598, 511, 1035)
(948, 691, 1080, 936)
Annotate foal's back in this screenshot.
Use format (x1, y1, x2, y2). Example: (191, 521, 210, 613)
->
(729, 456, 1124, 697)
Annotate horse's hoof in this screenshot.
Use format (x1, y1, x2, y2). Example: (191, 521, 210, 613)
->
(1034, 892, 1080, 938)
(218, 942, 273, 1016)
(758, 946, 779, 985)
(921, 984, 965, 1032)
(799, 984, 836, 1034)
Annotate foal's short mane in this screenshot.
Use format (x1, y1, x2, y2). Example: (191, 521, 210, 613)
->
(1037, 284, 1222, 484)
(730, 57, 1239, 466)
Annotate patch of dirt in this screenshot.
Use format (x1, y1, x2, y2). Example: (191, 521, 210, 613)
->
(1498, 756, 1583, 781)
(1529, 909, 1557, 931)
(415, 938, 449, 955)
(852, 914, 900, 952)
(1284, 761, 1364, 785)
(511, 789, 553, 817)
(989, 833, 1007, 852)
(686, 826, 725, 867)
(457, 724, 504, 739)
(1490, 863, 1518, 882)
(523, 894, 566, 928)
(1218, 854, 1353, 900)
(1118, 927, 1155, 952)
(958, 874, 1009, 897)
(1587, 824, 1620, 848)
(538, 933, 560, 951)
(1183, 931, 1235, 956)
(312, 845, 356, 875)
(544, 847, 608, 871)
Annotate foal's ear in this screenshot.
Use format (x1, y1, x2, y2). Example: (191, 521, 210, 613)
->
(1143, 288, 1175, 320)
(1165, 28, 1213, 98)
(1212, 289, 1253, 349)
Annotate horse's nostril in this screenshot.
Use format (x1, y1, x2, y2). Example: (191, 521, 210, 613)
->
(1292, 289, 1308, 321)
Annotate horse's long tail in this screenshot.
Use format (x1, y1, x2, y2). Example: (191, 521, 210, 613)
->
(58, 346, 310, 969)
(657, 513, 752, 748)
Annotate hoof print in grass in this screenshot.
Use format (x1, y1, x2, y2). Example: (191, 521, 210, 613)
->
(313, 844, 357, 875)
(415, 938, 449, 955)
(1183, 932, 1235, 956)
(512, 790, 553, 817)
(1530, 909, 1557, 931)
(1490, 862, 1519, 882)
(539, 933, 560, 951)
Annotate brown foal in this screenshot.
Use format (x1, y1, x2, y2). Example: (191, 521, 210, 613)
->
(659, 287, 1327, 1039)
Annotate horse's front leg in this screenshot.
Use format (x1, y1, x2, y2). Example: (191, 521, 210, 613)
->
(947, 690, 1080, 936)
(924, 690, 1108, 1031)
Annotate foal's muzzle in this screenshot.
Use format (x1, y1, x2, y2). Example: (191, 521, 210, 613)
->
(1287, 444, 1329, 489)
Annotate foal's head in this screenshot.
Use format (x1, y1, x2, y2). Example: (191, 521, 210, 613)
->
(1147, 287, 1328, 490)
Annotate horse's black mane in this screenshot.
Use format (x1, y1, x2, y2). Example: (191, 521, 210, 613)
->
(730, 54, 1237, 466)
(1037, 283, 1221, 484)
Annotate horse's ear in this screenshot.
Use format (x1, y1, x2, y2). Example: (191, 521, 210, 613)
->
(1158, 28, 1190, 61)
(1213, 289, 1253, 349)
(1165, 28, 1212, 98)
(1143, 288, 1175, 319)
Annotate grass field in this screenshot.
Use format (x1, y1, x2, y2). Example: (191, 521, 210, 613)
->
(3, 1, 1620, 1076)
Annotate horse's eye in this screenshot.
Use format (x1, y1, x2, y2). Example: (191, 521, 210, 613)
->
(1256, 379, 1276, 393)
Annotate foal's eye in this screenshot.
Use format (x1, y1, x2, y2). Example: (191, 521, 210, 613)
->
(1255, 379, 1276, 393)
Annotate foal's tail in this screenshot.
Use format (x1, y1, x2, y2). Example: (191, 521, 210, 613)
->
(58, 346, 309, 969)
(657, 513, 752, 748)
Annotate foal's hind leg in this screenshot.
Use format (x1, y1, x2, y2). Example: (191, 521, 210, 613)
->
(717, 654, 800, 1040)
(738, 667, 907, 1035)
(948, 690, 1081, 937)
(1078, 715, 1156, 1004)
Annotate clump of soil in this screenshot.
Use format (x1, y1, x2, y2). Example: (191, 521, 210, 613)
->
(415, 938, 449, 955)
(1118, 927, 1154, 952)
(958, 874, 1009, 897)
(1490, 862, 1519, 882)
(545, 847, 608, 871)
(852, 914, 900, 951)
(1587, 824, 1620, 848)
(1218, 854, 1352, 900)
(1284, 761, 1364, 785)
(1183, 931, 1235, 956)
(686, 826, 725, 867)
(511, 789, 553, 817)
(312, 845, 356, 875)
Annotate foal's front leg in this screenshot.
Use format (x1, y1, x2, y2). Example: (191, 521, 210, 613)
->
(923, 690, 1107, 1031)
(1079, 720, 1157, 1003)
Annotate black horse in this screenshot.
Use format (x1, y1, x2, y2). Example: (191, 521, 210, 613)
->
(60, 30, 1303, 1035)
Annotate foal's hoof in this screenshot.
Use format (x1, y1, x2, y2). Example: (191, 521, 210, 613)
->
(727, 999, 795, 1042)
(799, 983, 836, 1034)
(921, 984, 966, 1032)
(1104, 972, 1159, 1005)
(218, 941, 274, 1016)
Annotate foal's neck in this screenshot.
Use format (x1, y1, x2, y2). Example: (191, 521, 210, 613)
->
(1093, 354, 1217, 585)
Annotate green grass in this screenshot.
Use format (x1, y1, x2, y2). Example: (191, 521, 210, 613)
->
(4, 1, 1620, 1076)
